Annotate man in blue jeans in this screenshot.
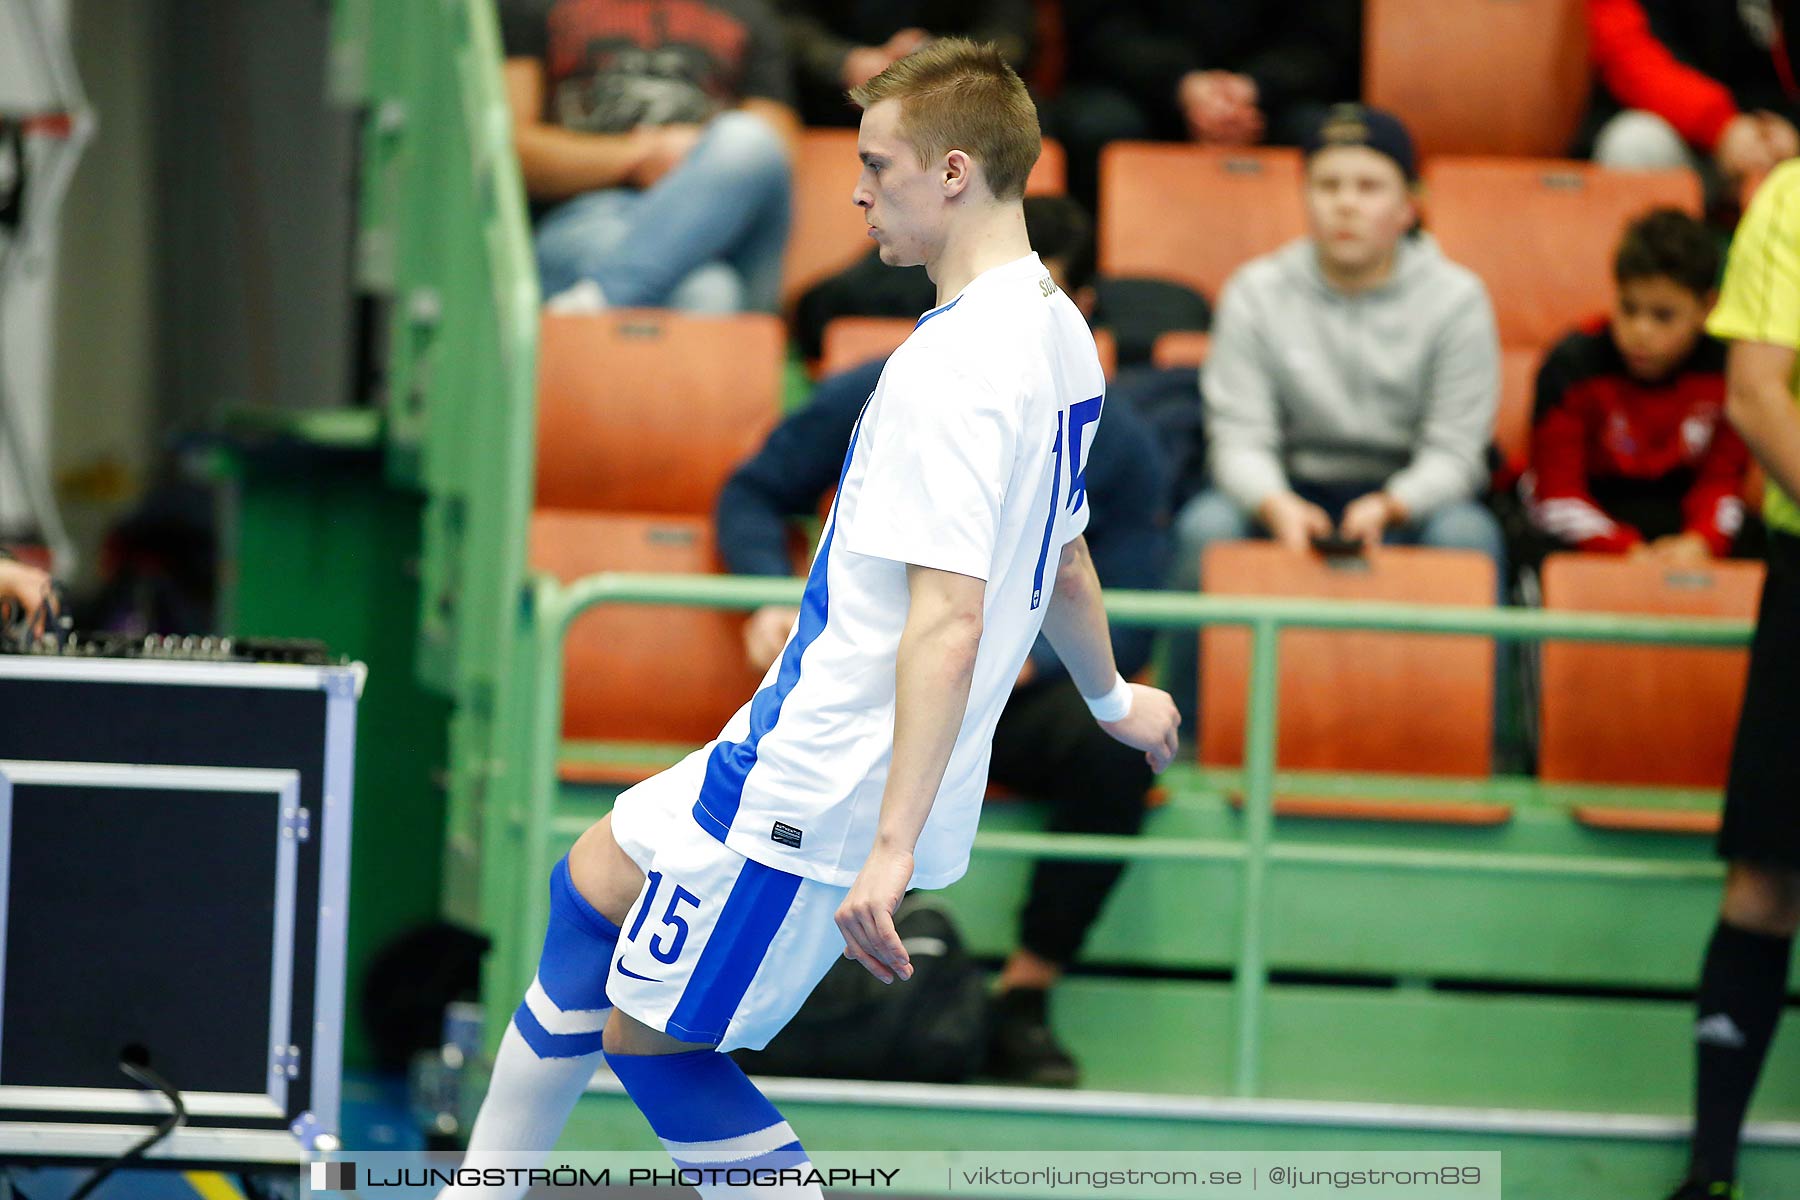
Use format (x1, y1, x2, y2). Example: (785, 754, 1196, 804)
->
(1166, 105, 1506, 729)
(500, 0, 800, 313)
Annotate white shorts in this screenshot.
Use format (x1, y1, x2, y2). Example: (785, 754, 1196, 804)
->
(609, 767, 850, 1053)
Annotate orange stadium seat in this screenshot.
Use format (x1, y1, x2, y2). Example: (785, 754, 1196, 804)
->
(1494, 345, 1541, 486)
(1425, 159, 1700, 350)
(1200, 543, 1502, 824)
(819, 315, 1117, 378)
(782, 129, 1069, 309)
(1364, 0, 1589, 159)
(531, 511, 766, 776)
(1151, 330, 1211, 370)
(1098, 144, 1305, 301)
(535, 311, 784, 514)
(1539, 554, 1762, 830)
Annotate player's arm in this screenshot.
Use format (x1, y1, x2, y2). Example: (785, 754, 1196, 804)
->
(837, 563, 985, 985)
(1724, 341, 1800, 506)
(503, 58, 651, 200)
(1039, 536, 1179, 771)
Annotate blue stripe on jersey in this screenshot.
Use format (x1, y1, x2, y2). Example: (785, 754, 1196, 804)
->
(913, 294, 961, 330)
(693, 406, 867, 843)
(663, 858, 803, 1043)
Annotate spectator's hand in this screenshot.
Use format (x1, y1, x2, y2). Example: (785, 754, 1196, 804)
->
(1716, 113, 1781, 182)
(883, 27, 930, 57)
(1757, 111, 1800, 164)
(840, 30, 930, 92)
(841, 46, 895, 91)
(1643, 531, 1712, 564)
(1179, 71, 1264, 146)
(1014, 656, 1037, 690)
(1339, 492, 1407, 546)
(1257, 491, 1334, 553)
(0, 558, 56, 634)
(837, 843, 914, 984)
(743, 604, 799, 672)
(627, 124, 703, 188)
(1098, 683, 1181, 772)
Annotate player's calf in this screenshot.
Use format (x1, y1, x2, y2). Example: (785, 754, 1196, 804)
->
(606, 1047, 823, 1199)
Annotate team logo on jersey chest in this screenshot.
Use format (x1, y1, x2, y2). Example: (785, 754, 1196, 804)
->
(771, 822, 804, 848)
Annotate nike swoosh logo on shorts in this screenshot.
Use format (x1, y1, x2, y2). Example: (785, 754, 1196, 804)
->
(614, 958, 663, 984)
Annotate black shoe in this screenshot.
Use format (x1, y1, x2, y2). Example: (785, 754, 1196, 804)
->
(1664, 1178, 1742, 1200)
(986, 988, 1080, 1088)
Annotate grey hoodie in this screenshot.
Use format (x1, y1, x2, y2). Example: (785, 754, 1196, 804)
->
(1202, 233, 1500, 517)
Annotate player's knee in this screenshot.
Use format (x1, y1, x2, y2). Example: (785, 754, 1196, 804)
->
(1722, 861, 1800, 935)
(569, 815, 644, 928)
(603, 1007, 712, 1057)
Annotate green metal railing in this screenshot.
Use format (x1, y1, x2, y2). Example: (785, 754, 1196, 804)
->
(332, 0, 540, 929)
(515, 572, 1752, 1097)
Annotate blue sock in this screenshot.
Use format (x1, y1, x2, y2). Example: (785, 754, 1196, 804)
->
(449, 856, 624, 1196)
(512, 854, 619, 1058)
(605, 1049, 820, 1198)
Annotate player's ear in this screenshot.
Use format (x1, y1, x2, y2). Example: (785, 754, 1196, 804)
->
(942, 148, 972, 199)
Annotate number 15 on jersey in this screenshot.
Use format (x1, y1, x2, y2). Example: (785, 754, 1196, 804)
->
(1031, 394, 1102, 610)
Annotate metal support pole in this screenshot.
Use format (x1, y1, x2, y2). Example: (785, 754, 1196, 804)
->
(1232, 616, 1281, 1097)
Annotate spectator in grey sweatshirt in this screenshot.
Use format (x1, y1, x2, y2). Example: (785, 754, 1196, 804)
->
(1166, 105, 1505, 727)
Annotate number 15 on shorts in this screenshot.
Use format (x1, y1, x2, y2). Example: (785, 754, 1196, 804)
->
(621, 870, 701, 972)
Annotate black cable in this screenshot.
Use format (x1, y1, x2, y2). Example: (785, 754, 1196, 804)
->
(65, 1061, 186, 1200)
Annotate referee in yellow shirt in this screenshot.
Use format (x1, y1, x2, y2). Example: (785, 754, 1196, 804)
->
(1663, 161, 1800, 1200)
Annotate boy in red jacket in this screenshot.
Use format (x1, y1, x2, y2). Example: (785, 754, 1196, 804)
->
(1522, 208, 1751, 563)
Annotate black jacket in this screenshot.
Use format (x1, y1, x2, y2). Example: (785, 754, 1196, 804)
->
(717, 358, 1172, 681)
(1064, 0, 1361, 128)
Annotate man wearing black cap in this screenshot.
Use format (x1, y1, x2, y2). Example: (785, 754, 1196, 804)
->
(1165, 104, 1505, 727)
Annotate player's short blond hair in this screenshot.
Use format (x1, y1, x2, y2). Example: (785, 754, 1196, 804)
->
(848, 39, 1040, 202)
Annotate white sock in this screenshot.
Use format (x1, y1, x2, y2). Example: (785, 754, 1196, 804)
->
(437, 1023, 604, 1199)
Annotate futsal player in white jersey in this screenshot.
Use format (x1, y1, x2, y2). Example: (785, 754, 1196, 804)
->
(443, 39, 1180, 1200)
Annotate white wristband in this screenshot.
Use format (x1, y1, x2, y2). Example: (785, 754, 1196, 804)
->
(1082, 672, 1133, 722)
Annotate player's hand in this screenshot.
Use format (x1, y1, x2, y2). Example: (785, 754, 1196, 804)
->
(1257, 491, 1334, 554)
(1716, 113, 1780, 182)
(1098, 683, 1181, 772)
(836, 845, 914, 984)
(0, 559, 56, 635)
(743, 605, 799, 672)
(1338, 491, 1406, 546)
(628, 124, 703, 188)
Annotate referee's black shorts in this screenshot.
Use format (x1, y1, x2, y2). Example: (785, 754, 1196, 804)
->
(1720, 530, 1800, 867)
